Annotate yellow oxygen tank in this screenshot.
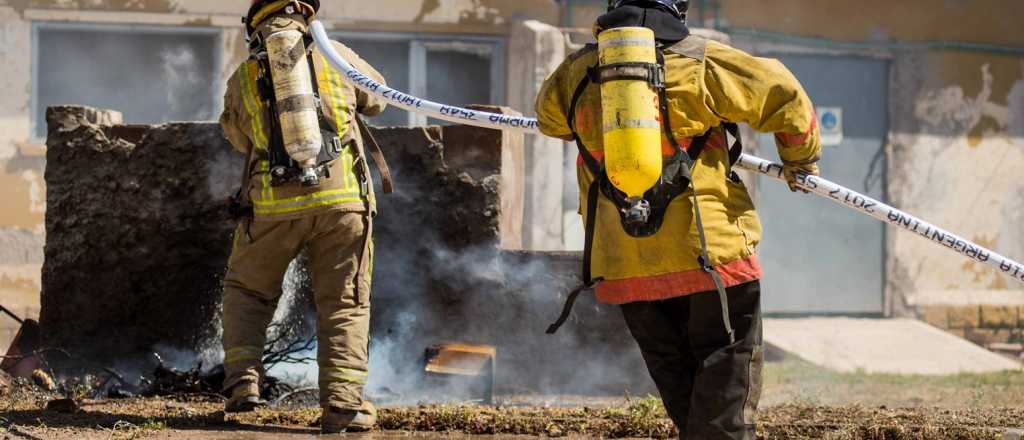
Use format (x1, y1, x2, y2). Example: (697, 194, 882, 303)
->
(265, 28, 323, 186)
(598, 27, 662, 198)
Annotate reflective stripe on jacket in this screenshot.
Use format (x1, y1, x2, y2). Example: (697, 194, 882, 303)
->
(536, 35, 821, 305)
(220, 19, 387, 221)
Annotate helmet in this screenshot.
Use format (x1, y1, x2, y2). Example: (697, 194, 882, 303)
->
(245, 0, 320, 37)
(607, 0, 688, 21)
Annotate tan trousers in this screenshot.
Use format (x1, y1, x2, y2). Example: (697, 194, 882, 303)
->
(222, 210, 372, 410)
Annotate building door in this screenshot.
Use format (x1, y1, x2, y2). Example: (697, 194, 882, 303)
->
(754, 54, 889, 314)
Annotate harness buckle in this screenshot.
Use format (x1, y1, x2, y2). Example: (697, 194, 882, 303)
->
(353, 155, 370, 196)
(650, 64, 666, 89)
(698, 255, 716, 274)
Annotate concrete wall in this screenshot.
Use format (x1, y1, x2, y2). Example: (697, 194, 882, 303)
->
(888, 52, 1024, 315)
(507, 20, 567, 250)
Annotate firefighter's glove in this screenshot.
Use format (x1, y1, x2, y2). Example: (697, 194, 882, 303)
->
(782, 162, 820, 193)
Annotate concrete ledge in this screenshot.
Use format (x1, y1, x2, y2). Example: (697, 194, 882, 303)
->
(907, 289, 1024, 307)
(764, 317, 1022, 375)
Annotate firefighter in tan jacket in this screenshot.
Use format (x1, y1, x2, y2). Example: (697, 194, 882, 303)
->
(537, 1, 821, 439)
(219, 0, 386, 433)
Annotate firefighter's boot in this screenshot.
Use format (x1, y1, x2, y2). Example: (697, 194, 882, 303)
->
(321, 401, 377, 434)
(224, 381, 262, 413)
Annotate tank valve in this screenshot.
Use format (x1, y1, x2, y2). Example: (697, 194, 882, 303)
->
(623, 197, 652, 227)
(299, 168, 321, 187)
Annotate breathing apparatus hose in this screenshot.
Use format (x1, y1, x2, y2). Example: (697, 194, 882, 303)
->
(307, 20, 1024, 288)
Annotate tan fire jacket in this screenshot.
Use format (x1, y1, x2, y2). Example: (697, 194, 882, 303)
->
(536, 35, 821, 304)
(220, 16, 386, 221)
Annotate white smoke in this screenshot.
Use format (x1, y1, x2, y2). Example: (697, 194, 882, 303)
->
(161, 46, 210, 119)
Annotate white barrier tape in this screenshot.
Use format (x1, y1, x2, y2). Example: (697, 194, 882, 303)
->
(310, 21, 540, 133)
(735, 155, 1024, 285)
(311, 20, 1024, 286)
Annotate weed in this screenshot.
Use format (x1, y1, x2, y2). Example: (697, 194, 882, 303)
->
(108, 419, 167, 440)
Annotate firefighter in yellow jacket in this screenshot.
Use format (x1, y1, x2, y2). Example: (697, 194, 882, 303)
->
(219, 0, 386, 433)
(537, 1, 821, 439)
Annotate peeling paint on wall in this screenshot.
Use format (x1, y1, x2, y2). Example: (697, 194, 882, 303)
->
(1008, 62, 1024, 139)
(913, 64, 992, 137)
(1, 0, 178, 14)
(414, 0, 504, 25)
(889, 55, 1024, 310)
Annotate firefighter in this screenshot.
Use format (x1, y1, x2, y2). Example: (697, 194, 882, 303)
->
(219, 0, 389, 433)
(536, 1, 821, 438)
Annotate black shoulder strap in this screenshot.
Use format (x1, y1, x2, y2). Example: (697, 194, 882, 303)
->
(723, 122, 743, 169)
(568, 74, 601, 175)
(546, 180, 602, 335)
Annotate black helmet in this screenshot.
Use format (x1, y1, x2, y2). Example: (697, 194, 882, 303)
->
(608, 0, 688, 21)
(244, 0, 320, 37)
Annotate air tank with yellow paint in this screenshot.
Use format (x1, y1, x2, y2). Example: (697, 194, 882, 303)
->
(598, 27, 662, 198)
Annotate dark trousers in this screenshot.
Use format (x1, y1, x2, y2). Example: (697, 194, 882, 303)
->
(621, 281, 763, 440)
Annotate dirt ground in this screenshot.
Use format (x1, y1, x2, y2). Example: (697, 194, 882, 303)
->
(1, 359, 1022, 439)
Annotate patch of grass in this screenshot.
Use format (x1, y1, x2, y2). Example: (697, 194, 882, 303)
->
(108, 419, 167, 440)
(763, 359, 1024, 408)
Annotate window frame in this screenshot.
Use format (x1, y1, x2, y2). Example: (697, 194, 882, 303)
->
(30, 21, 223, 141)
(330, 30, 506, 126)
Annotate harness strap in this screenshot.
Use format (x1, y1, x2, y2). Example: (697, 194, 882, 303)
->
(723, 122, 744, 182)
(568, 75, 601, 174)
(588, 62, 665, 87)
(655, 50, 735, 344)
(355, 116, 394, 194)
(690, 187, 736, 344)
(547, 180, 603, 334)
(546, 282, 591, 334)
(304, 39, 333, 135)
(255, 59, 291, 175)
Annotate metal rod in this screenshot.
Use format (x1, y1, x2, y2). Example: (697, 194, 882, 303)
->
(0, 305, 24, 325)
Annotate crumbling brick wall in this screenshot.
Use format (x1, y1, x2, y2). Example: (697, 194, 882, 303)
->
(41, 106, 651, 394)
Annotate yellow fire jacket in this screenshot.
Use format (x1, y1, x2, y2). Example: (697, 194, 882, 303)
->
(536, 35, 821, 305)
(220, 17, 386, 221)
